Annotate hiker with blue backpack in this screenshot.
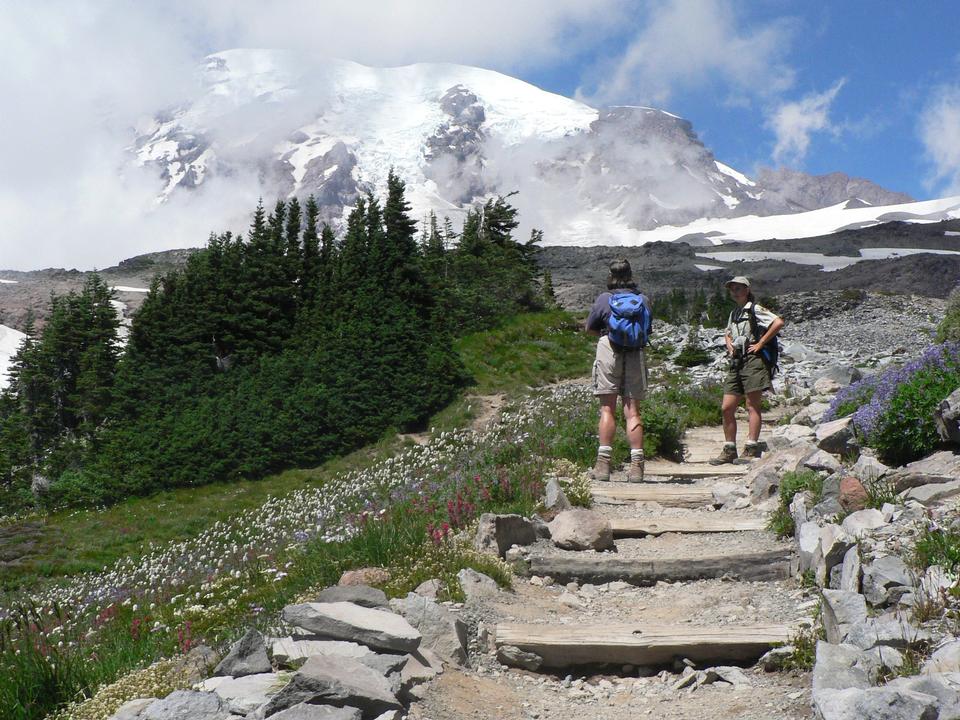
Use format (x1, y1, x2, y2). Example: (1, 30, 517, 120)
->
(709, 276, 784, 465)
(584, 259, 653, 483)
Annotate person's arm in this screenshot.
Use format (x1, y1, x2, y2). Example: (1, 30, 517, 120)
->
(584, 296, 605, 336)
(748, 310, 784, 355)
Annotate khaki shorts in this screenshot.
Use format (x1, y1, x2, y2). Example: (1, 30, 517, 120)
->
(723, 353, 772, 396)
(592, 336, 648, 399)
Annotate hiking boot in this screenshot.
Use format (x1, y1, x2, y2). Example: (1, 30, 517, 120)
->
(590, 456, 611, 482)
(627, 455, 645, 483)
(741, 441, 764, 460)
(708, 444, 738, 465)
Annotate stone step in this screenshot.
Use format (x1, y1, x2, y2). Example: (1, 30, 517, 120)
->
(526, 548, 793, 585)
(495, 622, 792, 668)
(610, 516, 768, 537)
(592, 484, 717, 508)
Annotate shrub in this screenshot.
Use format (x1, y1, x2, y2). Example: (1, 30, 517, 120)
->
(768, 470, 823, 538)
(912, 525, 960, 574)
(674, 328, 712, 368)
(936, 287, 960, 343)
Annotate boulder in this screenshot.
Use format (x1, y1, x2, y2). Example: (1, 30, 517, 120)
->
(889, 451, 960, 492)
(821, 473, 843, 501)
(109, 698, 158, 720)
(838, 476, 869, 513)
(934, 387, 960, 444)
(792, 402, 832, 427)
(804, 450, 843, 474)
(261, 655, 402, 719)
(789, 491, 811, 539)
(214, 628, 272, 678)
(496, 645, 543, 671)
(846, 614, 932, 651)
(748, 466, 781, 503)
(317, 585, 389, 609)
(886, 674, 960, 718)
(813, 686, 940, 720)
(813, 377, 842, 395)
(474, 513, 538, 557)
(811, 496, 844, 522)
(767, 424, 816, 450)
(271, 639, 372, 669)
(816, 417, 855, 455)
(413, 579, 442, 599)
(712, 482, 750, 509)
(798, 521, 821, 573)
(811, 642, 873, 694)
(841, 508, 886, 538)
(548, 509, 614, 551)
(821, 590, 868, 645)
(269, 705, 362, 720)
(813, 524, 856, 587)
(851, 455, 889, 483)
(397, 648, 444, 703)
(282, 602, 421, 653)
(813, 364, 863, 388)
(544, 478, 572, 513)
(901, 480, 960, 505)
(839, 546, 862, 593)
(924, 639, 960, 674)
(339, 568, 391, 587)
(197, 673, 286, 716)
(863, 556, 914, 607)
(142, 690, 230, 720)
(389, 593, 468, 666)
(456, 569, 500, 601)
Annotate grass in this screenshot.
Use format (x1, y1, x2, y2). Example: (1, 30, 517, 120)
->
(768, 470, 824, 538)
(911, 526, 960, 574)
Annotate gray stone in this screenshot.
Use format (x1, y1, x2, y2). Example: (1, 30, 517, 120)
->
(413, 579, 442, 599)
(813, 524, 856, 586)
(792, 402, 832, 427)
(544, 478, 572, 512)
(758, 646, 795, 671)
(816, 417, 855, 455)
(924, 640, 960, 674)
(846, 614, 932, 651)
(708, 665, 752, 688)
(457, 568, 500, 601)
(839, 546, 862, 593)
(142, 690, 230, 720)
(197, 673, 286, 715)
(789, 491, 811, 539)
(863, 556, 914, 607)
(269, 705, 362, 720)
(798, 521, 821, 573)
(398, 648, 444, 702)
(214, 628, 272, 678)
(851, 455, 889, 483)
(810, 497, 844, 522)
(890, 451, 960, 492)
(867, 646, 905, 674)
(768, 424, 817, 450)
(316, 585, 389, 609)
(841, 508, 886, 538)
(496, 644, 543, 671)
(748, 466, 781, 503)
(934, 387, 960, 444)
(902, 480, 960, 505)
(713, 482, 749, 508)
(812, 642, 872, 694)
(813, 364, 863, 388)
(389, 593, 468, 666)
(813, 686, 940, 720)
(474, 513, 538, 557)
(887, 674, 960, 717)
(821, 473, 843, 501)
(261, 655, 401, 719)
(805, 450, 844, 474)
(822, 589, 869, 644)
(358, 652, 408, 677)
(271, 639, 373, 669)
(109, 698, 157, 720)
(282, 602, 421, 653)
(548, 509, 614, 551)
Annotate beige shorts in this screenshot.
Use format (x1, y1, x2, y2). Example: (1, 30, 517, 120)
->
(592, 336, 648, 399)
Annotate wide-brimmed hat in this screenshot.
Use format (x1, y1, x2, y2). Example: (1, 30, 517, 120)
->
(724, 275, 751, 289)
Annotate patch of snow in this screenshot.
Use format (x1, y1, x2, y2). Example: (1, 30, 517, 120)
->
(0, 324, 26, 391)
(0, 279, 18, 284)
(695, 245, 960, 272)
(714, 161, 755, 187)
(111, 286, 149, 293)
(946, 231, 960, 237)
(694, 264, 726, 272)
(858, 247, 960, 261)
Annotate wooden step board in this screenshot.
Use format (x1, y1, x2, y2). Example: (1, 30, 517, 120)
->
(592, 484, 716, 508)
(526, 548, 792, 585)
(610, 516, 768, 537)
(643, 460, 748, 478)
(495, 622, 792, 668)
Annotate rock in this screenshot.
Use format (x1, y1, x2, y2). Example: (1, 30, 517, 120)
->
(851, 455, 889, 483)
(811, 496, 845, 521)
(902, 480, 960, 505)
(748, 466, 782, 503)
(813, 686, 940, 720)
(758, 646, 795, 672)
(548, 509, 614, 551)
(867, 646, 905, 674)
(816, 417, 855, 455)
(142, 690, 230, 720)
(474, 514, 538, 557)
(282, 602, 421, 653)
(813, 524, 856, 587)
(886, 674, 960, 717)
(767, 424, 816, 451)
(544, 478, 572, 512)
(712, 482, 749, 508)
(846, 614, 932, 651)
(814, 364, 863, 388)
(339, 568, 391, 587)
(798, 521, 821, 573)
(839, 546, 862, 593)
(214, 628, 272, 678)
(456, 568, 500, 601)
(389, 593, 468, 666)
(821, 474, 842, 501)
(812, 642, 872, 694)
(496, 645, 543, 671)
(890, 451, 960, 492)
(813, 377, 842, 395)
(271, 639, 372, 669)
(269, 705, 362, 720)
(261, 655, 401, 719)
(821, 590, 868, 644)
(789, 492, 811, 539)
(170, 646, 221, 685)
(838, 476, 869, 513)
(924, 640, 960, 674)
(109, 698, 157, 720)
(841, 508, 886, 538)
(863, 556, 914, 607)
(197, 673, 286, 715)
(804, 450, 843, 474)
(708, 666, 752, 688)
(792, 402, 831, 427)
(934, 387, 960, 444)
(317, 585, 389, 609)
(413, 579, 442, 599)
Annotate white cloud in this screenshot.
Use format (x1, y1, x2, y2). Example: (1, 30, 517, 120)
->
(768, 79, 846, 166)
(581, 0, 796, 107)
(920, 84, 960, 195)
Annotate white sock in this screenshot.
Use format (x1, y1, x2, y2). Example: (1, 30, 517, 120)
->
(598, 445, 612, 459)
(723, 441, 736, 449)
(631, 448, 644, 461)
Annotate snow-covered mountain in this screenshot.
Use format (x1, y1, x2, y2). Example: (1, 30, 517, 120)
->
(134, 49, 938, 245)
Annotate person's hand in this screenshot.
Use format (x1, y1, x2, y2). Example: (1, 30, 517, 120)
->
(748, 342, 764, 355)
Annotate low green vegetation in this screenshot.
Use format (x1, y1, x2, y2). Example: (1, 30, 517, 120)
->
(936, 286, 960, 343)
(912, 525, 960, 574)
(673, 327, 712, 368)
(768, 469, 824, 538)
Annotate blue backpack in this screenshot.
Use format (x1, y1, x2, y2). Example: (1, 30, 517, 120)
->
(607, 292, 652, 349)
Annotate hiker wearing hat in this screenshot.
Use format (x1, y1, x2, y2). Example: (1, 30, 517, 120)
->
(710, 276, 784, 465)
(584, 259, 653, 482)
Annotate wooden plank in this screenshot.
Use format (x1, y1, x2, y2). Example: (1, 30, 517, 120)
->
(610, 516, 768, 537)
(643, 460, 747, 478)
(526, 548, 793, 585)
(495, 622, 792, 668)
(592, 484, 716, 508)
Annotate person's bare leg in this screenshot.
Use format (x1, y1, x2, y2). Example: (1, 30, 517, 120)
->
(745, 390, 763, 441)
(623, 396, 645, 482)
(592, 394, 618, 481)
(710, 393, 742, 464)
